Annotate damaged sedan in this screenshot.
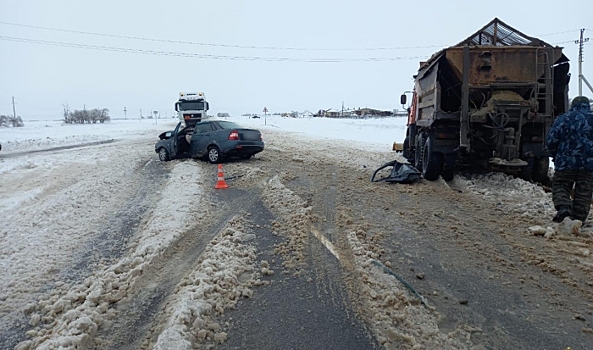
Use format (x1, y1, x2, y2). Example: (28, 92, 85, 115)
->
(155, 120, 264, 163)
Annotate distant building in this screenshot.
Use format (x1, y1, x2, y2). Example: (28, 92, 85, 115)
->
(352, 108, 394, 118)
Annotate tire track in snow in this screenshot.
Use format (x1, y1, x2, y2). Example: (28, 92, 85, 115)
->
(0, 139, 117, 159)
(12, 160, 208, 349)
(219, 177, 377, 350)
(0, 157, 170, 350)
(0, 145, 171, 350)
(93, 187, 262, 349)
(256, 143, 475, 349)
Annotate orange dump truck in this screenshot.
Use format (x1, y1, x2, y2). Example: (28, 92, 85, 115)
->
(400, 18, 570, 183)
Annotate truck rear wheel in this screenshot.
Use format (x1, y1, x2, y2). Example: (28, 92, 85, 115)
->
(532, 156, 551, 186)
(519, 161, 533, 182)
(414, 134, 424, 170)
(403, 136, 411, 160)
(441, 154, 457, 181)
(422, 138, 444, 181)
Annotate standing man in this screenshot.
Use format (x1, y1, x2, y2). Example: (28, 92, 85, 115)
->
(547, 96, 593, 222)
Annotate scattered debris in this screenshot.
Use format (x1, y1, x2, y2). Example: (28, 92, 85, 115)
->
(557, 218, 582, 236)
(371, 260, 428, 307)
(371, 160, 421, 184)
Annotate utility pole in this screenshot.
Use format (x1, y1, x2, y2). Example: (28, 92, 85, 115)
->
(575, 28, 591, 95)
(341, 101, 344, 117)
(12, 96, 16, 119)
(123, 106, 127, 120)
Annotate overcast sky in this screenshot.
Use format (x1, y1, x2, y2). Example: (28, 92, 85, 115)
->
(1, 0, 592, 120)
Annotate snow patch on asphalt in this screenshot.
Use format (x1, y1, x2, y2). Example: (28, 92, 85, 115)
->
(15, 161, 208, 349)
(346, 230, 474, 349)
(261, 175, 312, 271)
(153, 216, 258, 349)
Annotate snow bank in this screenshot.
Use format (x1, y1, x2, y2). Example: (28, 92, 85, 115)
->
(453, 172, 593, 236)
(15, 161, 209, 349)
(153, 216, 259, 349)
(0, 141, 152, 330)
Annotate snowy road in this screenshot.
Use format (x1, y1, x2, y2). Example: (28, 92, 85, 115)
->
(1, 118, 592, 349)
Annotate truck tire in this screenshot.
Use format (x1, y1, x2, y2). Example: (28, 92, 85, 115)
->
(532, 156, 551, 186)
(422, 138, 444, 181)
(403, 136, 411, 160)
(441, 154, 457, 181)
(414, 134, 424, 170)
(519, 159, 533, 182)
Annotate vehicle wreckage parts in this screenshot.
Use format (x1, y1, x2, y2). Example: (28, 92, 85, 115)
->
(370, 160, 422, 184)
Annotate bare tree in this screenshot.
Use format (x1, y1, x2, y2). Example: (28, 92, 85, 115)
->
(99, 108, 110, 123)
(62, 104, 72, 124)
(62, 106, 110, 124)
(0, 114, 24, 127)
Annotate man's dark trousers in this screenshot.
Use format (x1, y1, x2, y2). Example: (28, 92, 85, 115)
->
(552, 169, 593, 221)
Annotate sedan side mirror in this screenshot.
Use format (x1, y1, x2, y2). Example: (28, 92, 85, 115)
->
(165, 132, 172, 138)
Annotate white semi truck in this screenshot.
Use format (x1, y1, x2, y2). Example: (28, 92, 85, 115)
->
(174, 92, 209, 127)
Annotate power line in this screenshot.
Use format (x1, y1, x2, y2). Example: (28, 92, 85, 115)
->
(0, 20, 443, 52)
(538, 29, 582, 37)
(0, 35, 426, 62)
(552, 40, 578, 45)
(1, 20, 581, 52)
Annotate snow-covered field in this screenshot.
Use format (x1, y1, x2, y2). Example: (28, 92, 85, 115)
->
(1, 115, 590, 349)
(0, 118, 178, 153)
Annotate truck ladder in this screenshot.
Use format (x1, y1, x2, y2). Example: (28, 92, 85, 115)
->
(535, 47, 554, 121)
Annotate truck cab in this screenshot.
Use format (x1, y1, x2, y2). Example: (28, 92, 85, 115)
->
(175, 92, 209, 127)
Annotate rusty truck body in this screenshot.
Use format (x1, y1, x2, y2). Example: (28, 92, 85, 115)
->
(401, 18, 570, 183)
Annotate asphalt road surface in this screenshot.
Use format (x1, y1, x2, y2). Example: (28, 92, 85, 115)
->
(2, 132, 592, 350)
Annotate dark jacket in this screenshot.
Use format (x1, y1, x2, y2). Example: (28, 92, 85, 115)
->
(546, 102, 593, 171)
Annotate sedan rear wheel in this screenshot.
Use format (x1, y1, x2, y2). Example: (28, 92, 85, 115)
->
(158, 148, 170, 161)
(208, 146, 221, 164)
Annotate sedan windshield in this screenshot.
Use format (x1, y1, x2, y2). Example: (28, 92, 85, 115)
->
(216, 121, 242, 130)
